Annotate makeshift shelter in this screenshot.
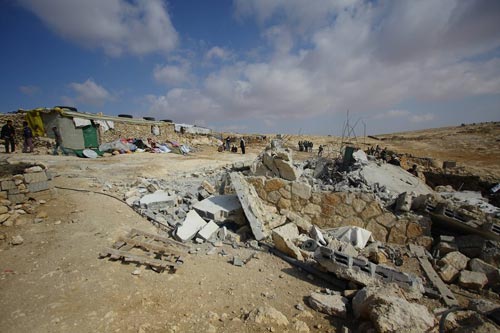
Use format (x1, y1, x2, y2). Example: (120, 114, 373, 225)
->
(23, 107, 172, 154)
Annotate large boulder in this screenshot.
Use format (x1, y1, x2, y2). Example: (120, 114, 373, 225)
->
(353, 284, 435, 333)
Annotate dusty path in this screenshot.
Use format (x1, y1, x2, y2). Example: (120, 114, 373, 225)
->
(0, 146, 339, 333)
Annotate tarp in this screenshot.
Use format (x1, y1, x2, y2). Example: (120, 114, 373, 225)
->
(327, 226, 373, 249)
(25, 110, 45, 136)
(94, 120, 114, 132)
(73, 118, 92, 127)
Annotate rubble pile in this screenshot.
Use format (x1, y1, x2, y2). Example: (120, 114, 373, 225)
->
(0, 162, 53, 228)
(109, 141, 500, 331)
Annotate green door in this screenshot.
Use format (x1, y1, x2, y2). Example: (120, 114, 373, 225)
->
(82, 125, 99, 148)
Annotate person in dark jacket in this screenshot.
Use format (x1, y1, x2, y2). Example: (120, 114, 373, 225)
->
(240, 137, 246, 154)
(1, 120, 15, 153)
(22, 121, 34, 153)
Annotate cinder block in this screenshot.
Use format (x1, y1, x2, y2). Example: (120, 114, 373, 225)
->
(197, 221, 219, 241)
(28, 181, 50, 193)
(175, 210, 207, 242)
(24, 172, 48, 184)
(8, 194, 26, 204)
(1, 180, 16, 191)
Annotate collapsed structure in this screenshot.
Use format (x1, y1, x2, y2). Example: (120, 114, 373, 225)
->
(114, 139, 500, 332)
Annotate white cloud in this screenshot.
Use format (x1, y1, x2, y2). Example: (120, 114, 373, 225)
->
(19, 85, 40, 96)
(410, 113, 435, 123)
(146, 1, 500, 131)
(205, 46, 231, 60)
(18, 0, 178, 56)
(153, 64, 192, 85)
(146, 88, 222, 125)
(70, 79, 112, 106)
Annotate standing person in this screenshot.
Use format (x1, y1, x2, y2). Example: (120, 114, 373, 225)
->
(52, 126, 67, 156)
(1, 120, 16, 153)
(318, 145, 323, 157)
(225, 136, 231, 151)
(240, 137, 246, 154)
(22, 121, 34, 153)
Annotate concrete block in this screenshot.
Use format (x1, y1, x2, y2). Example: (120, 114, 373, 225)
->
(1, 180, 16, 191)
(23, 172, 48, 184)
(193, 195, 243, 223)
(27, 181, 50, 193)
(139, 191, 176, 209)
(197, 220, 219, 241)
(175, 210, 207, 242)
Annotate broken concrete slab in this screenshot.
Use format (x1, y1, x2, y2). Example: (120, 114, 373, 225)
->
(314, 246, 423, 294)
(308, 292, 348, 318)
(230, 173, 269, 240)
(272, 223, 303, 261)
(359, 162, 433, 197)
(175, 210, 207, 242)
(140, 191, 177, 210)
(192, 195, 244, 224)
(197, 220, 219, 241)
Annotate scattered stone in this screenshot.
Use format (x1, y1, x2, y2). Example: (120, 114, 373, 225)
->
(247, 305, 289, 326)
(232, 257, 244, 267)
(0, 213, 9, 223)
(295, 304, 305, 311)
(468, 258, 500, 287)
(438, 264, 460, 283)
(292, 319, 310, 333)
(11, 235, 24, 245)
(458, 270, 488, 291)
(132, 269, 141, 276)
(468, 299, 500, 315)
(439, 251, 469, 271)
(0, 206, 8, 214)
(308, 292, 348, 318)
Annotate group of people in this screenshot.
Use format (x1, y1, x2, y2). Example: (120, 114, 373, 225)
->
(298, 140, 314, 152)
(220, 136, 246, 154)
(1, 120, 66, 155)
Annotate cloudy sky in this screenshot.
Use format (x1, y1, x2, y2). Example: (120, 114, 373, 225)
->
(1, 0, 499, 135)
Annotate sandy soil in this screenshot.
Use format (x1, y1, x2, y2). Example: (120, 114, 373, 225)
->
(0, 145, 345, 333)
(1, 122, 498, 332)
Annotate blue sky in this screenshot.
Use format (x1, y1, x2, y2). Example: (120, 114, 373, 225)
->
(1, 0, 499, 135)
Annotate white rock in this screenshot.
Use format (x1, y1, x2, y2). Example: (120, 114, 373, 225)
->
(11, 235, 24, 245)
(175, 210, 207, 242)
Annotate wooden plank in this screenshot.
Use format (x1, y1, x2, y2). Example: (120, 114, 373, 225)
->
(409, 244, 459, 307)
(101, 248, 180, 270)
(129, 228, 190, 249)
(118, 236, 182, 257)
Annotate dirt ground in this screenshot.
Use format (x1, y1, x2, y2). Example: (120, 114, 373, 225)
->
(0, 145, 346, 333)
(1, 122, 499, 332)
